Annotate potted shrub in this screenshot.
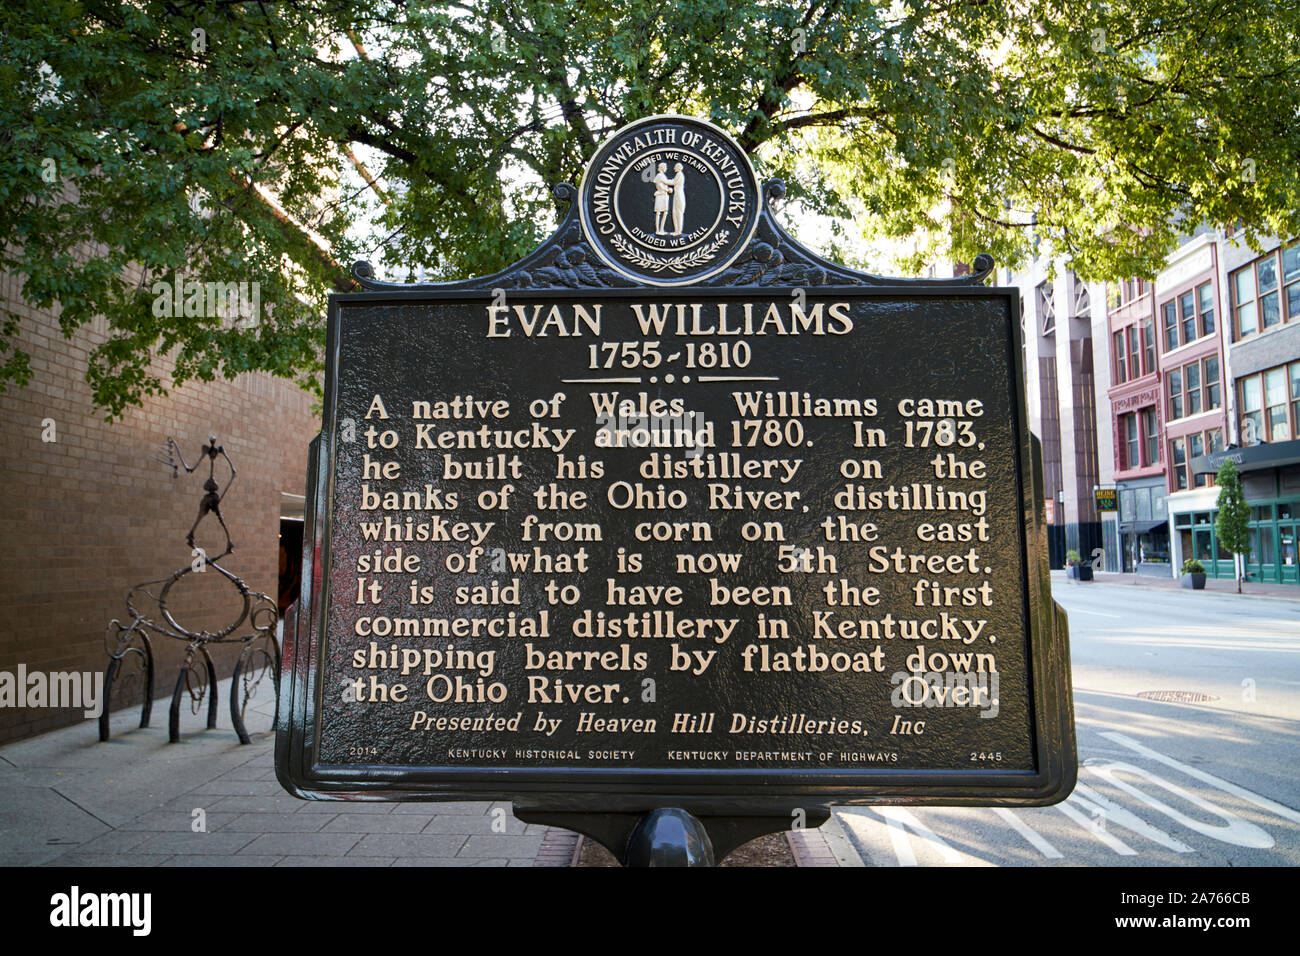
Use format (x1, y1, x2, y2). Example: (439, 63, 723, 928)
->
(1181, 558, 1206, 590)
(1065, 549, 1093, 581)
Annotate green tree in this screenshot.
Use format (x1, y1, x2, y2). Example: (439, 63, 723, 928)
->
(2, 1, 1298, 416)
(1215, 459, 1251, 593)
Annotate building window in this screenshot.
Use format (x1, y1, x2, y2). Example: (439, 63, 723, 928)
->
(1198, 283, 1215, 336)
(1113, 331, 1127, 383)
(1172, 432, 1221, 492)
(1141, 316, 1156, 373)
(1127, 327, 1140, 379)
(1136, 486, 1152, 520)
(1258, 256, 1281, 330)
(1141, 407, 1159, 465)
(1037, 281, 1055, 335)
(1180, 291, 1196, 343)
(1233, 243, 1300, 339)
(1162, 300, 1179, 351)
(1120, 488, 1135, 520)
(1189, 433, 1207, 487)
(1168, 368, 1183, 419)
(1242, 375, 1263, 443)
(1168, 356, 1222, 421)
(1179, 431, 1220, 490)
(1122, 413, 1139, 469)
(1234, 266, 1257, 337)
(1293, 362, 1300, 435)
(1161, 284, 1217, 351)
(1114, 408, 1162, 471)
(1171, 437, 1187, 490)
(1266, 367, 1288, 440)
(1284, 245, 1300, 320)
(1238, 362, 1300, 443)
(1205, 355, 1221, 410)
(1205, 431, 1221, 488)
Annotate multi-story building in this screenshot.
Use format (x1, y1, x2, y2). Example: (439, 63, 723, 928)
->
(1105, 275, 1168, 573)
(997, 225, 1300, 587)
(1089, 230, 1300, 588)
(1184, 236, 1300, 585)
(1153, 234, 1230, 575)
(1008, 259, 1110, 569)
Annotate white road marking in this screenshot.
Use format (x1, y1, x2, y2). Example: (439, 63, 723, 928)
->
(874, 807, 974, 866)
(1096, 638, 1300, 653)
(993, 807, 1062, 858)
(1057, 798, 1138, 855)
(1061, 783, 1196, 855)
(1085, 760, 1274, 848)
(837, 807, 980, 866)
(832, 731, 1296, 866)
(1103, 731, 1300, 825)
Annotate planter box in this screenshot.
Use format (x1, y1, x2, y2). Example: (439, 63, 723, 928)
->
(1181, 572, 1206, 590)
(1067, 565, 1093, 581)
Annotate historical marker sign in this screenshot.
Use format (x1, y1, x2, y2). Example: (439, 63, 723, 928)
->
(277, 116, 1075, 815)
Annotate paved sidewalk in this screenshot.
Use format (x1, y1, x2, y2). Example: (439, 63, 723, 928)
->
(0, 687, 549, 867)
(0, 681, 860, 867)
(1053, 568, 1300, 601)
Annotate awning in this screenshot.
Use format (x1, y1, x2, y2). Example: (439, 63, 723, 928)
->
(1120, 519, 1168, 535)
(1192, 438, 1300, 475)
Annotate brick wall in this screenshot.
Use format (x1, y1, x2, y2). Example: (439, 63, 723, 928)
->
(0, 271, 321, 743)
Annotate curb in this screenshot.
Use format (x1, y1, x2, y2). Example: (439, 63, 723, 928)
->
(1052, 572, 1300, 604)
(535, 827, 580, 867)
(786, 827, 840, 867)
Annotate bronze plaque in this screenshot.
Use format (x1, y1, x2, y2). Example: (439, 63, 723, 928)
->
(277, 117, 1075, 812)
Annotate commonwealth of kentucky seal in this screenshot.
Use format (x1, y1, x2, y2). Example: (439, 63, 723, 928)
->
(579, 115, 761, 286)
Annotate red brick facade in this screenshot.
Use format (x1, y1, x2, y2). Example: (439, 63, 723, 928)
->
(1107, 279, 1165, 481)
(0, 270, 320, 742)
(1155, 250, 1228, 492)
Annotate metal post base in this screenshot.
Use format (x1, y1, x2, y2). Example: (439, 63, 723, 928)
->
(626, 808, 715, 867)
(514, 804, 830, 866)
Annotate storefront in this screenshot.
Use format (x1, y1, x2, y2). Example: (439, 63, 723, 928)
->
(1189, 440, 1300, 585)
(1244, 501, 1299, 584)
(1116, 476, 1170, 574)
(1171, 508, 1234, 579)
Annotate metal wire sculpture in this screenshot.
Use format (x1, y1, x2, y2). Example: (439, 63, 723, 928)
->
(99, 437, 281, 744)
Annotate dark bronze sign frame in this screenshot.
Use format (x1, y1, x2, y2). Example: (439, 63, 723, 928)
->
(277, 122, 1076, 863)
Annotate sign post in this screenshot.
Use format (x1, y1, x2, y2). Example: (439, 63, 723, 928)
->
(277, 116, 1076, 865)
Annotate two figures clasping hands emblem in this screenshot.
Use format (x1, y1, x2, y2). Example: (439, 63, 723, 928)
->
(652, 162, 687, 235)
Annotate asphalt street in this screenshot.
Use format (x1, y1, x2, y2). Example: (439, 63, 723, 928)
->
(835, 575, 1300, 866)
(4, 572, 1296, 870)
